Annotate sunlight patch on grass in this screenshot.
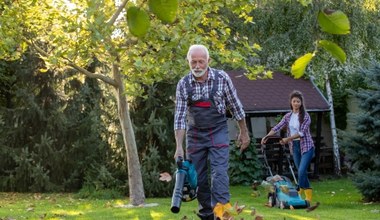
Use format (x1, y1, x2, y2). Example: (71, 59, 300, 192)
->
(280, 212, 316, 220)
(114, 200, 125, 206)
(52, 209, 84, 217)
(82, 203, 93, 210)
(125, 209, 138, 216)
(150, 210, 164, 218)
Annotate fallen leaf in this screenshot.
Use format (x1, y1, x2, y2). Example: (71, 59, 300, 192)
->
(252, 180, 261, 191)
(104, 201, 112, 208)
(255, 214, 264, 220)
(251, 191, 260, 197)
(33, 193, 42, 200)
(159, 172, 172, 182)
(251, 208, 256, 216)
(222, 210, 233, 219)
(306, 202, 320, 212)
(233, 201, 246, 214)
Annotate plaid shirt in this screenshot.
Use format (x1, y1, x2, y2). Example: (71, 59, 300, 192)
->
(272, 111, 315, 154)
(174, 68, 245, 130)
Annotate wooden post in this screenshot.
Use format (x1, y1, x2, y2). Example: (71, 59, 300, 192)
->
(314, 112, 323, 178)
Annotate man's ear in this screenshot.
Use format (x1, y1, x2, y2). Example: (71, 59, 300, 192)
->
(208, 58, 211, 64)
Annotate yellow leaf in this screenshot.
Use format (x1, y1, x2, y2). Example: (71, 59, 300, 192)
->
(291, 53, 314, 79)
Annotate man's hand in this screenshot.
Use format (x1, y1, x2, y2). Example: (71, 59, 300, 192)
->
(237, 131, 250, 153)
(236, 120, 250, 153)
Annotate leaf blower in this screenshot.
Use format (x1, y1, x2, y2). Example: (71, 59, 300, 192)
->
(170, 156, 198, 213)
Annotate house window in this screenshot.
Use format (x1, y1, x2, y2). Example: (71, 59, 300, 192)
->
(227, 118, 238, 140)
(251, 116, 281, 139)
(251, 117, 266, 139)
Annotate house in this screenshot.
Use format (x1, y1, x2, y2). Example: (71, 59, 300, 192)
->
(226, 71, 334, 177)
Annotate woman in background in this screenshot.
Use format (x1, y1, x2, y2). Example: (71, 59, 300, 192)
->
(261, 90, 315, 202)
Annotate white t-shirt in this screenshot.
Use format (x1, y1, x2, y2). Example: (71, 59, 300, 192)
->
(289, 112, 300, 136)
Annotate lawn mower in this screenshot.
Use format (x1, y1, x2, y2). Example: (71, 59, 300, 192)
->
(261, 136, 310, 209)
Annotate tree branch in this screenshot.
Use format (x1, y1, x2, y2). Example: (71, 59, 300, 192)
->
(67, 62, 117, 87)
(22, 37, 118, 87)
(107, 0, 129, 26)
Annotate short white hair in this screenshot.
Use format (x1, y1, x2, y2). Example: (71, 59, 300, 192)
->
(187, 44, 209, 60)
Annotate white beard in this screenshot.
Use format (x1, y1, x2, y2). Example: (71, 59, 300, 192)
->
(191, 68, 207, 78)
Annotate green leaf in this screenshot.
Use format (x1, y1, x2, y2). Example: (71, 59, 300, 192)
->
(291, 53, 314, 79)
(148, 0, 178, 23)
(318, 10, 350, 35)
(318, 40, 346, 63)
(126, 7, 150, 37)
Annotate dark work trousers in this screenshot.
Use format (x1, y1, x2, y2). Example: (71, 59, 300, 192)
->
(186, 99, 229, 217)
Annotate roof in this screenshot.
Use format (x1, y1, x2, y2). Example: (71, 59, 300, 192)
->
(227, 71, 330, 114)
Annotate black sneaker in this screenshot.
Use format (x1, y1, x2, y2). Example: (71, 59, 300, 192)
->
(196, 213, 215, 220)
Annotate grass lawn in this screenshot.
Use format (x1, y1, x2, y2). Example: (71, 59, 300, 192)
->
(0, 177, 379, 220)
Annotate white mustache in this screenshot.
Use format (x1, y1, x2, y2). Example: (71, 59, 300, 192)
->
(191, 69, 206, 77)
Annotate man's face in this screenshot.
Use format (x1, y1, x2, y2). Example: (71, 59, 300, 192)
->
(188, 49, 209, 78)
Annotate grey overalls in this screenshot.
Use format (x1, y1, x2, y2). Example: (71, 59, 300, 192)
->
(185, 73, 230, 217)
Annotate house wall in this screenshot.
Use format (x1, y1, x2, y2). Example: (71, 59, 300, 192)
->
(227, 116, 280, 140)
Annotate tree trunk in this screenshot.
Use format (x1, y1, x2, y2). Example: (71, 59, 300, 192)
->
(325, 74, 341, 175)
(113, 64, 145, 206)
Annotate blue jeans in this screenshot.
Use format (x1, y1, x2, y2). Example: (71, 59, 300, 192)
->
(292, 140, 314, 188)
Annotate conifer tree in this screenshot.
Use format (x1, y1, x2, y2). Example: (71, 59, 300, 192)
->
(340, 62, 380, 202)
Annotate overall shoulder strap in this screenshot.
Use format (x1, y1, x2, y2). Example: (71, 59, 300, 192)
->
(210, 70, 220, 99)
(184, 74, 193, 106)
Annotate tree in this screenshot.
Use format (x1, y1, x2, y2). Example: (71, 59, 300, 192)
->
(340, 62, 380, 202)
(0, 50, 123, 193)
(0, 0, 261, 205)
(290, 5, 350, 176)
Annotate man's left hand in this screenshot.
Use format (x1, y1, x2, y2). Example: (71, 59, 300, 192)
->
(237, 131, 250, 153)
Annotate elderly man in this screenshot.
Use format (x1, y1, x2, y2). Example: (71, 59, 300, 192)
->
(174, 44, 250, 219)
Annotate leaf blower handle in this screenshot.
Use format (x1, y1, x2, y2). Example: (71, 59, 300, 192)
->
(176, 156, 183, 169)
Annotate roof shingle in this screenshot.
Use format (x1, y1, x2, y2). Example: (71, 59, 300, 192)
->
(227, 71, 330, 113)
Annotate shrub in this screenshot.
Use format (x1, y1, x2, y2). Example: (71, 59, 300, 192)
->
(229, 140, 263, 186)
